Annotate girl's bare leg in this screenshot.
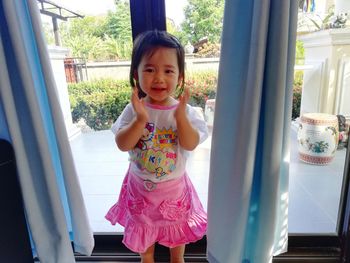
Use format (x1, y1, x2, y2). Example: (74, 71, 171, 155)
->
(169, 244, 185, 263)
(140, 244, 155, 263)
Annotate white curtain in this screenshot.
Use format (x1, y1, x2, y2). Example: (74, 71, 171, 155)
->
(0, 0, 94, 262)
(207, 1, 298, 262)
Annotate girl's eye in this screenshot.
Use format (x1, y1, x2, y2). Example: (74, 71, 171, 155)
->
(144, 68, 154, 73)
(165, 70, 175, 74)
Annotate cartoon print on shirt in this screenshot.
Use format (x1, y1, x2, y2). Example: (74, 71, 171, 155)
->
(136, 122, 155, 150)
(152, 127, 177, 149)
(155, 167, 167, 178)
(131, 126, 178, 178)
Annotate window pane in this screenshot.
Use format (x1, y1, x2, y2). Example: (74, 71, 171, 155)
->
(42, 0, 350, 237)
(39, 0, 132, 233)
(289, 2, 350, 233)
(165, 0, 223, 217)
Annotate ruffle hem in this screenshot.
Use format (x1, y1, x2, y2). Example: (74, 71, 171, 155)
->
(105, 171, 207, 253)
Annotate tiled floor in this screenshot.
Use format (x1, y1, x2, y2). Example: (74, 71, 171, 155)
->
(70, 124, 347, 234)
(288, 124, 347, 233)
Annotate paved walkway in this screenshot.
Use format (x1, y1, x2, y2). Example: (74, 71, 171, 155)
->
(69, 125, 347, 234)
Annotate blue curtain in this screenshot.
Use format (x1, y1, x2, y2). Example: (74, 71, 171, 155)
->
(0, 103, 10, 141)
(0, 0, 94, 262)
(207, 1, 298, 262)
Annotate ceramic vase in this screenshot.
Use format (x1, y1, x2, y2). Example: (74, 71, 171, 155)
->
(297, 113, 339, 165)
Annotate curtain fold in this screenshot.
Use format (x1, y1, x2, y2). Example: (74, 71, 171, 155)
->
(207, 1, 298, 262)
(0, 103, 10, 141)
(0, 0, 94, 262)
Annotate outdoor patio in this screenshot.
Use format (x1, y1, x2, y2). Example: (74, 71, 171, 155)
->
(69, 123, 347, 234)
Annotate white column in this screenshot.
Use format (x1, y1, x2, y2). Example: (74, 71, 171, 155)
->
(48, 46, 80, 139)
(298, 28, 350, 117)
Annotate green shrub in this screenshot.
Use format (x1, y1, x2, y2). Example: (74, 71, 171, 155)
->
(68, 79, 131, 130)
(182, 70, 217, 109)
(292, 70, 303, 120)
(68, 69, 302, 130)
(68, 71, 218, 130)
(294, 70, 304, 87)
(292, 85, 302, 120)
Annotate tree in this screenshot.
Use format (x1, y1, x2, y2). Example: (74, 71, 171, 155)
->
(166, 18, 187, 45)
(181, 0, 224, 44)
(103, 0, 132, 42)
(63, 34, 105, 60)
(99, 0, 133, 59)
(58, 0, 133, 61)
(103, 35, 132, 60)
(59, 16, 107, 60)
(61, 15, 106, 39)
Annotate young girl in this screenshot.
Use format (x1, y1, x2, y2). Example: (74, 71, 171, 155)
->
(105, 30, 208, 263)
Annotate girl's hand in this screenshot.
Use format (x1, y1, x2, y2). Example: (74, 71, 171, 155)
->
(131, 88, 149, 123)
(174, 87, 190, 121)
(174, 88, 200, 150)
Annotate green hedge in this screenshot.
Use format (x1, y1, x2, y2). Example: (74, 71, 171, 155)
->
(68, 71, 218, 130)
(292, 70, 303, 120)
(68, 79, 131, 130)
(68, 70, 303, 130)
(183, 71, 217, 109)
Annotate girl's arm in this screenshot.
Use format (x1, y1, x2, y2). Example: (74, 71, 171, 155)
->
(174, 89, 200, 151)
(115, 118, 146, 151)
(115, 89, 149, 151)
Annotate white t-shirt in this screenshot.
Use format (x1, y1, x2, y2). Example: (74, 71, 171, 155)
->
(111, 102, 209, 182)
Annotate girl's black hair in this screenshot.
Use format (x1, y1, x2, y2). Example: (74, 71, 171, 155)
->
(129, 30, 185, 98)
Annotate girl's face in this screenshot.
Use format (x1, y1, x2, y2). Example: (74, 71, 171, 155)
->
(135, 47, 183, 106)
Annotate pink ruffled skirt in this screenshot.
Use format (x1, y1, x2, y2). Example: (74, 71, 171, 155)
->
(105, 170, 207, 253)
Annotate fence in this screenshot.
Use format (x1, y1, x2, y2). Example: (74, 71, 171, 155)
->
(64, 57, 88, 83)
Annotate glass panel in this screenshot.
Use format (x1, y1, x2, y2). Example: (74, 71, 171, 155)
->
(289, 1, 350, 233)
(39, 0, 132, 233)
(40, 0, 350, 237)
(39, 0, 224, 234)
(165, 0, 223, 217)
